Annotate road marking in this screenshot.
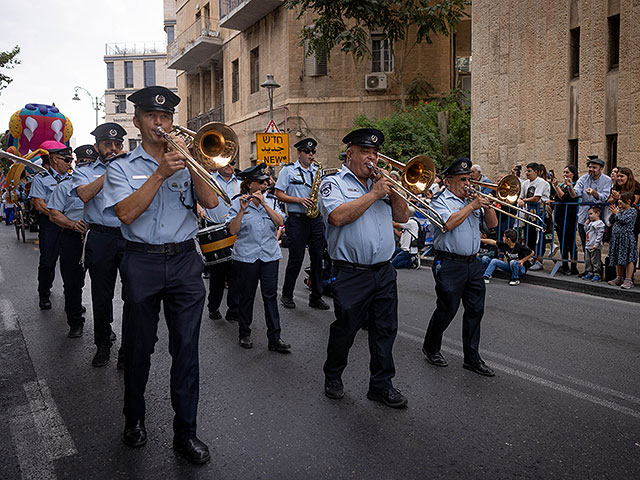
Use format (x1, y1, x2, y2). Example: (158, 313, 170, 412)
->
(0, 298, 18, 331)
(0, 264, 4, 282)
(398, 330, 640, 420)
(9, 410, 57, 480)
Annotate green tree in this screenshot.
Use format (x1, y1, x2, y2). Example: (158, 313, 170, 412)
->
(0, 46, 21, 94)
(286, 0, 468, 108)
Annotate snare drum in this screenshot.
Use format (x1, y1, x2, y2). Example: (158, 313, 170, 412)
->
(196, 224, 237, 265)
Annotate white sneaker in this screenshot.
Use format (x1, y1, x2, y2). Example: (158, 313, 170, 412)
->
(509, 279, 520, 286)
(483, 277, 491, 284)
(529, 261, 543, 271)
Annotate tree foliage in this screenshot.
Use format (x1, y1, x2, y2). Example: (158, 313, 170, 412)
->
(0, 46, 21, 94)
(352, 90, 470, 170)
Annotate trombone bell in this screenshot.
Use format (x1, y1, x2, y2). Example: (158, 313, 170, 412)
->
(193, 122, 238, 170)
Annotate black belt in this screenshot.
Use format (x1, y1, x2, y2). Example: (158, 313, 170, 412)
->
(61, 228, 82, 237)
(89, 223, 123, 237)
(434, 250, 477, 263)
(287, 212, 308, 217)
(332, 259, 390, 271)
(126, 239, 195, 255)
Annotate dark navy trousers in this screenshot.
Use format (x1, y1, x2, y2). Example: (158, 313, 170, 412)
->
(59, 230, 86, 327)
(84, 229, 126, 346)
(37, 215, 62, 298)
(120, 248, 205, 440)
(206, 259, 238, 316)
(423, 257, 486, 365)
(282, 214, 325, 301)
(324, 263, 398, 392)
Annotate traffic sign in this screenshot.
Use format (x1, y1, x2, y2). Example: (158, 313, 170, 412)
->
(264, 119, 281, 133)
(256, 133, 289, 166)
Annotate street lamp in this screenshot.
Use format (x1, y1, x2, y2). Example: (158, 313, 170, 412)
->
(260, 74, 280, 121)
(72, 86, 105, 127)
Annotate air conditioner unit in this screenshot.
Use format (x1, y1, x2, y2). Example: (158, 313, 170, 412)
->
(365, 73, 388, 91)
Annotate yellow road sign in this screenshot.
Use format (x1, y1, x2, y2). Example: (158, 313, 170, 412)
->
(256, 133, 289, 166)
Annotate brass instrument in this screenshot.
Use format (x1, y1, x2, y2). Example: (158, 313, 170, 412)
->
(367, 154, 447, 232)
(306, 160, 323, 218)
(156, 122, 239, 206)
(466, 175, 544, 231)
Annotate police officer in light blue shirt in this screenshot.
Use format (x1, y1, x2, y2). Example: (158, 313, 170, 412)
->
(101, 86, 218, 464)
(422, 157, 498, 378)
(227, 163, 290, 353)
(73, 123, 128, 368)
(48, 177, 87, 338)
(28, 140, 73, 310)
(318, 127, 409, 408)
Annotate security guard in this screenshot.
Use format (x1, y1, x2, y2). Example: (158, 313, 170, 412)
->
(74, 144, 99, 164)
(318, 128, 409, 408)
(29, 141, 73, 309)
(102, 86, 218, 464)
(227, 163, 290, 352)
(73, 123, 127, 368)
(48, 176, 87, 338)
(203, 160, 241, 321)
(421, 157, 498, 377)
(275, 138, 329, 310)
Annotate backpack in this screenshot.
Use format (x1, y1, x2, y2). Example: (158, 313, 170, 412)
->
(409, 218, 427, 249)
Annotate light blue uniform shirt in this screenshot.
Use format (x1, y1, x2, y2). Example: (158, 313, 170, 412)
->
(28, 168, 70, 204)
(430, 188, 483, 256)
(574, 173, 612, 224)
(102, 144, 198, 244)
(205, 172, 240, 224)
(48, 178, 85, 222)
(275, 160, 319, 213)
(72, 159, 121, 227)
(318, 166, 395, 264)
(227, 193, 283, 263)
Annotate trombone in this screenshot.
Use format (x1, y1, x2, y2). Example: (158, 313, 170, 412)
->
(367, 153, 447, 232)
(156, 122, 238, 206)
(466, 175, 544, 231)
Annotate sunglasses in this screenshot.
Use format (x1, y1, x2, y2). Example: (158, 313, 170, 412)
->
(459, 177, 470, 182)
(301, 149, 316, 155)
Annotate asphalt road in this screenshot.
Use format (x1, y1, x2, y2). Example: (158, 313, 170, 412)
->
(1, 224, 639, 479)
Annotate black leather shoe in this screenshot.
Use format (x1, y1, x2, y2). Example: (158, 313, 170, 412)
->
(239, 336, 253, 349)
(116, 348, 125, 370)
(309, 298, 330, 310)
(109, 329, 117, 342)
(68, 325, 83, 338)
(268, 338, 291, 353)
(209, 309, 222, 320)
(422, 347, 448, 367)
(324, 380, 344, 400)
(92, 345, 111, 367)
(463, 361, 495, 377)
(173, 437, 210, 464)
(123, 419, 147, 447)
(280, 295, 295, 309)
(39, 297, 51, 310)
(367, 387, 408, 409)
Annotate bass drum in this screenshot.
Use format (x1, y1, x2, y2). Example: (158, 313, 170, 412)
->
(196, 223, 236, 265)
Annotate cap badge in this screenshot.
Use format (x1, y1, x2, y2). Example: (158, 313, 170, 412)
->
(87, 148, 93, 154)
(371, 135, 378, 143)
(155, 95, 166, 105)
(109, 129, 117, 137)
(307, 142, 312, 148)
(461, 161, 468, 169)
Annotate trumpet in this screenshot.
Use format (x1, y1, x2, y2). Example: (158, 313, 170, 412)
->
(367, 153, 447, 232)
(465, 175, 544, 231)
(156, 122, 238, 206)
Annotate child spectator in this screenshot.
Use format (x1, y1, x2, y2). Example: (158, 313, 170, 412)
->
(607, 192, 638, 289)
(482, 229, 535, 286)
(478, 229, 499, 264)
(582, 206, 605, 281)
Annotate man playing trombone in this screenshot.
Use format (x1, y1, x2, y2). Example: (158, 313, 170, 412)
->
(422, 157, 498, 377)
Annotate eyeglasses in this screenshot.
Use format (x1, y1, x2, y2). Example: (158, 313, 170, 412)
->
(259, 179, 269, 184)
(459, 177, 469, 182)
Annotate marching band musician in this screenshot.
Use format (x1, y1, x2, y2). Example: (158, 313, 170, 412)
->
(74, 144, 100, 164)
(227, 163, 291, 353)
(28, 141, 74, 310)
(102, 86, 218, 464)
(48, 167, 87, 339)
(72, 124, 127, 368)
(421, 157, 498, 377)
(318, 128, 409, 408)
(275, 138, 330, 310)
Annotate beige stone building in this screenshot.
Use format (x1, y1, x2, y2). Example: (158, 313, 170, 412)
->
(472, 0, 640, 180)
(166, 0, 471, 170)
(103, 42, 178, 151)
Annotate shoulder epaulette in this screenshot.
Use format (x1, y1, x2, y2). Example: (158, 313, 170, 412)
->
(36, 171, 49, 177)
(231, 192, 243, 201)
(75, 161, 91, 168)
(282, 162, 295, 167)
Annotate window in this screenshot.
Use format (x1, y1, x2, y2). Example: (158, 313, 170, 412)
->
(569, 27, 580, 78)
(232, 59, 239, 103)
(304, 40, 327, 77)
(371, 34, 393, 72)
(608, 15, 620, 70)
(144, 60, 156, 87)
(166, 25, 175, 44)
(106, 62, 114, 89)
(568, 139, 578, 167)
(115, 94, 127, 114)
(607, 134, 618, 172)
(250, 47, 260, 94)
(129, 139, 139, 151)
(124, 61, 134, 88)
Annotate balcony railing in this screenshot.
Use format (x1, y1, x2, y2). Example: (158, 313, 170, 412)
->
(105, 42, 166, 56)
(187, 106, 225, 131)
(168, 16, 222, 71)
(219, 0, 285, 31)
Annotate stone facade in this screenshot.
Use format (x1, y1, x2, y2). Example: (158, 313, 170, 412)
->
(472, 0, 640, 181)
